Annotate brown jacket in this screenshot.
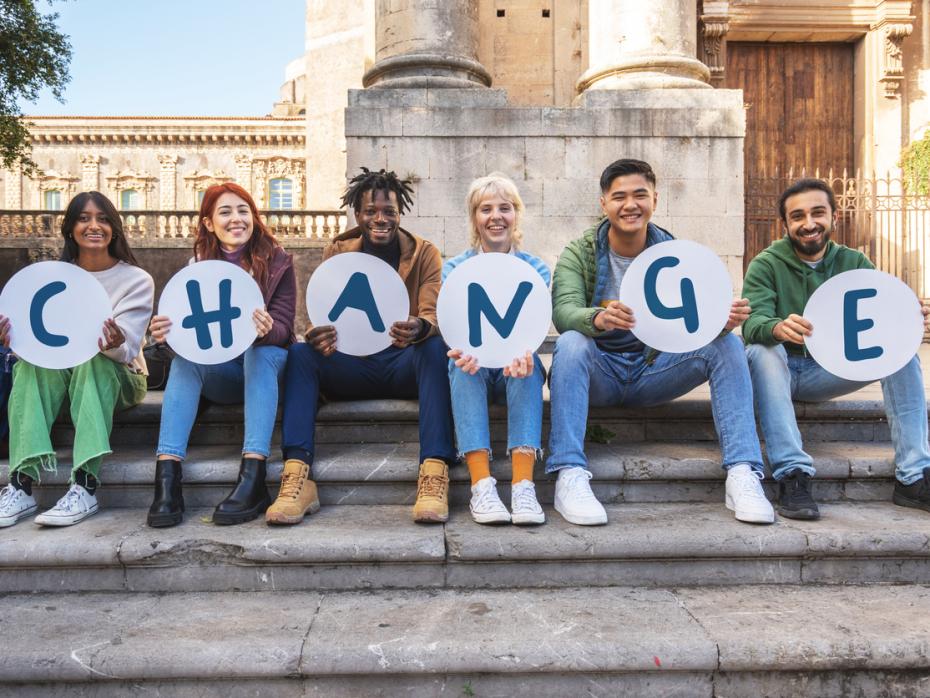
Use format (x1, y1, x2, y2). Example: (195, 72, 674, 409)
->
(323, 226, 441, 338)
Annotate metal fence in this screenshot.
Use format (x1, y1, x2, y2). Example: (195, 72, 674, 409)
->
(746, 170, 930, 298)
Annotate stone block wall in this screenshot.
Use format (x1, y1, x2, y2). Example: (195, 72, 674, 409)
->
(345, 87, 746, 291)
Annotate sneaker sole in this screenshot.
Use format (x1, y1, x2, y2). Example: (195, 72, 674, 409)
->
(554, 502, 607, 526)
(725, 494, 775, 524)
(512, 512, 546, 525)
(35, 503, 99, 527)
(266, 500, 321, 526)
(893, 491, 930, 513)
(0, 503, 38, 527)
(470, 510, 511, 524)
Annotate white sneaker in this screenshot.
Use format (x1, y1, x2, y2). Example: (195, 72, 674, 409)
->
(725, 463, 775, 524)
(470, 476, 510, 524)
(34, 484, 99, 527)
(554, 467, 607, 525)
(511, 480, 545, 525)
(0, 484, 37, 527)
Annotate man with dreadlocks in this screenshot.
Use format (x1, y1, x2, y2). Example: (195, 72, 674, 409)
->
(266, 168, 456, 525)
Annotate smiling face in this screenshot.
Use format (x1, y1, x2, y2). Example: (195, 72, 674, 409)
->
(72, 200, 114, 254)
(203, 191, 254, 251)
(600, 173, 657, 244)
(783, 189, 835, 262)
(474, 194, 516, 252)
(356, 189, 401, 247)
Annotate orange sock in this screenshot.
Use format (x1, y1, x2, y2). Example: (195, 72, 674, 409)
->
(465, 450, 491, 485)
(511, 448, 535, 485)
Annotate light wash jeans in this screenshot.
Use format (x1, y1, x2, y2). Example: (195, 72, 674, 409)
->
(746, 343, 930, 484)
(448, 355, 545, 457)
(546, 330, 763, 474)
(156, 345, 287, 460)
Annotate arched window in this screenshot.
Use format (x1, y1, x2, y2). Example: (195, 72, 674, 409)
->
(269, 178, 293, 210)
(120, 189, 140, 210)
(44, 190, 62, 211)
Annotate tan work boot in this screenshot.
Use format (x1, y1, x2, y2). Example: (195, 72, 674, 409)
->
(413, 458, 449, 523)
(265, 459, 320, 525)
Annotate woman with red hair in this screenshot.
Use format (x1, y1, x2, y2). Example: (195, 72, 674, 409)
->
(147, 183, 296, 527)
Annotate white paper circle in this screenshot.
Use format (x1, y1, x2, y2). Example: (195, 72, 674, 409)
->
(306, 252, 410, 356)
(619, 240, 732, 353)
(0, 261, 112, 369)
(158, 260, 264, 365)
(803, 269, 922, 382)
(437, 253, 552, 368)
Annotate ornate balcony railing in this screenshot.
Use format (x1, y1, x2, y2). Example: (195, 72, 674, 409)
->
(0, 209, 348, 247)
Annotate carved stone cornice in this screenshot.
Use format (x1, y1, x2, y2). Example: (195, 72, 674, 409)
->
(701, 1, 730, 87)
(105, 170, 156, 192)
(878, 22, 913, 98)
(35, 169, 79, 192)
(725, 0, 913, 40)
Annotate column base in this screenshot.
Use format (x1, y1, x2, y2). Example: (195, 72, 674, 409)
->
(363, 53, 492, 89)
(577, 55, 711, 92)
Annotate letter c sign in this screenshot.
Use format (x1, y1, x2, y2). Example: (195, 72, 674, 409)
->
(0, 261, 112, 369)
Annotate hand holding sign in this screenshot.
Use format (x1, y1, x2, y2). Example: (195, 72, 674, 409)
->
(803, 269, 922, 381)
(594, 300, 635, 331)
(619, 240, 732, 353)
(438, 253, 551, 369)
(0, 261, 112, 369)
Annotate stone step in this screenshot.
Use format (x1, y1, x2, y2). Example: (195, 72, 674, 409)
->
(46, 392, 902, 447)
(2, 441, 901, 508)
(1, 501, 928, 593)
(1, 584, 928, 696)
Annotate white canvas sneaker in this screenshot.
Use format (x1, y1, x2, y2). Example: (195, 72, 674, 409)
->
(725, 463, 775, 524)
(554, 467, 607, 525)
(469, 476, 511, 524)
(0, 484, 38, 528)
(34, 484, 99, 527)
(510, 479, 545, 525)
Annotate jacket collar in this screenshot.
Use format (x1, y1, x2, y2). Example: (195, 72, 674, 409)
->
(333, 226, 421, 280)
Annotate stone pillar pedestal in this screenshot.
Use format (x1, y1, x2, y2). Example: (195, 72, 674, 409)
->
(363, 0, 491, 89)
(577, 0, 710, 92)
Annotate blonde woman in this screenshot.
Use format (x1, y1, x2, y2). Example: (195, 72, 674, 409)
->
(444, 173, 549, 525)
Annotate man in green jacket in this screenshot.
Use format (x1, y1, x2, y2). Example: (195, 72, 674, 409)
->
(743, 178, 930, 519)
(547, 159, 773, 526)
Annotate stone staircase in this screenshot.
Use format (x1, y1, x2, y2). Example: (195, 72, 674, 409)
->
(1, 388, 929, 696)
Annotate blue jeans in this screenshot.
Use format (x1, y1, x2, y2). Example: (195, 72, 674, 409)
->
(746, 343, 930, 484)
(546, 330, 763, 474)
(448, 355, 545, 457)
(156, 345, 287, 460)
(281, 336, 456, 465)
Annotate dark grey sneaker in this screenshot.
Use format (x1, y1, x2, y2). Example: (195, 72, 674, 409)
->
(893, 468, 930, 513)
(776, 470, 820, 520)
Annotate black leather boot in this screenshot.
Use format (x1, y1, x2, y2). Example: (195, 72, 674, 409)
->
(212, 457, 271, 525)
(147, 459, 184, 528)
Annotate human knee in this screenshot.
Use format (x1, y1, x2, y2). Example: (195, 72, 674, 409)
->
(553, 331, 595, 365)
(745, 342, 788, 374)
(415, 335, 449, 367)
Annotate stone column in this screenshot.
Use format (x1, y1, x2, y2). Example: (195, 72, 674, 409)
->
(362, 0, 491, 89)
(577, 0, 711, 92)
(80, 155, 100, 193)
(157, 154, 179, 209)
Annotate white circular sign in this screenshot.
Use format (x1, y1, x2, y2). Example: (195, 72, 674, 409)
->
(0, 261, 112, 369)
(619, 240, 732, 353)
(803, 269, 922, 382)
(437, 253, 552, 368)
(306, 252, 410, 356)
(158, 260, 264, 365)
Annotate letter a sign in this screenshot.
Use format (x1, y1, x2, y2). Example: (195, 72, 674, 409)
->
(437, 253, 551, 368)
(158, 261, 265, 364)
(0, 261, 112, 369)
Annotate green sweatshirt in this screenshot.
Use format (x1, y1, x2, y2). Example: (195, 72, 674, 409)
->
(742, 237, 873, 355)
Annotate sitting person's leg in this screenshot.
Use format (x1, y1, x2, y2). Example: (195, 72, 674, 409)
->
(881, 356, 930, 510)
(504, 353, 545, 524)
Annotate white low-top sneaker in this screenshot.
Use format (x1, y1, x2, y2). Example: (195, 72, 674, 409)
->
(35, 484, 99, 527)
(470, 476, 511, 524)
(554, 467, 607, 525)
(511, 479, 545, 525)
(0, 484, 37, 528)
(725, 463, 775, 524)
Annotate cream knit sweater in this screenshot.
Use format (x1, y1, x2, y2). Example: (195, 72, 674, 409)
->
(90, 261, 155, 374)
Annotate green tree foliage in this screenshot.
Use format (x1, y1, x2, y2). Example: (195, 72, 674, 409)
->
(901, 131, 930, 196)
(0, 0, 71, 173)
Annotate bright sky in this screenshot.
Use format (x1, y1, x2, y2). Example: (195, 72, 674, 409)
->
(21, 0, 306, 116)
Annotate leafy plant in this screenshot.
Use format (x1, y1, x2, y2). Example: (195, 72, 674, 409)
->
(900, 131, 930, 195)
(585, 423, 616, 444)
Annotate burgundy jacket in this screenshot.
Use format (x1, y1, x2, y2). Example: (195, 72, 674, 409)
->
(255, 246, 297, 347)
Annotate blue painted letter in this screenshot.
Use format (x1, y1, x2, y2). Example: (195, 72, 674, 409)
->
(467, 281, 533, 347)
(644, 256, 699, 333)
(30, 281, 68, 347)
(181, 278, 242, 350)
(328, 272, 385, 332)
(843, 288, 883, 362)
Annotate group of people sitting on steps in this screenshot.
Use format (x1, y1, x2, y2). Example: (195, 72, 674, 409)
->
(1, 159, 929, 532)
